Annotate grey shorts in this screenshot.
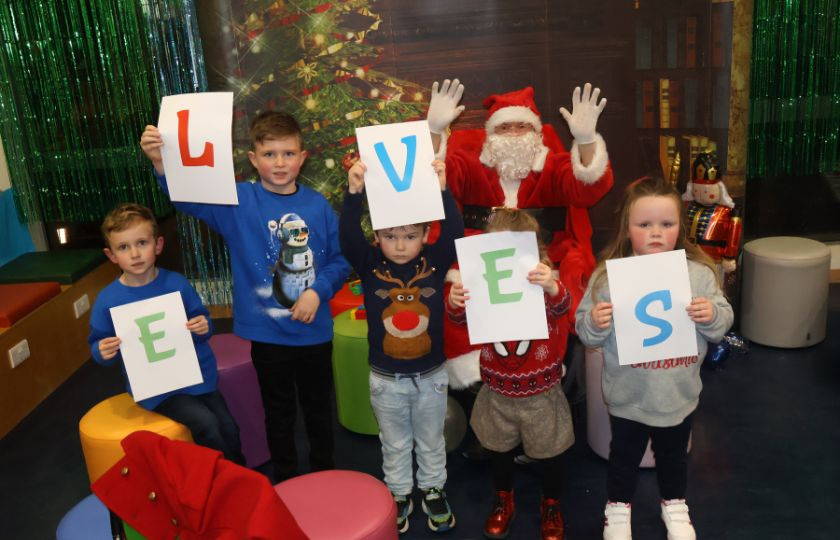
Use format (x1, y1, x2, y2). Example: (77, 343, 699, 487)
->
(470, 383, 574, 459)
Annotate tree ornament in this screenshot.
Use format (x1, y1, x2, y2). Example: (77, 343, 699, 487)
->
(342, 151, 360, 171)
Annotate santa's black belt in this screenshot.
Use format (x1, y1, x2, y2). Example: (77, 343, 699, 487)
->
(461, 205, 566, 236)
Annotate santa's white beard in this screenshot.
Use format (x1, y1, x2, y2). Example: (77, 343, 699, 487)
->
(483, 131, 543, 182)
(482, 131, 543, 207)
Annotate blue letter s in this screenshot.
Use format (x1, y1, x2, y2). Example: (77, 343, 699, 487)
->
(634, 290, 673, 347)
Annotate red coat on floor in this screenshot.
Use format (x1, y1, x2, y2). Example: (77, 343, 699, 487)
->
(92, 431, 308, 540)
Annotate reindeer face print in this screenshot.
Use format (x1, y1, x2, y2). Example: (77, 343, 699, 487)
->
(374, 225, 429, 265)
(373, 258, 435, 360)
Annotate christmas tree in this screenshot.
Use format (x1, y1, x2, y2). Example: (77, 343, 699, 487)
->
(230, 0, 428, 207)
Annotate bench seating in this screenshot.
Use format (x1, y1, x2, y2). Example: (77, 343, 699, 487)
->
(0, 252, 119, 438)
(0, 281, 61, 327)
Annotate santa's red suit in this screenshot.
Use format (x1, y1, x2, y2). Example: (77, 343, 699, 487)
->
(441, 87, 613, 387)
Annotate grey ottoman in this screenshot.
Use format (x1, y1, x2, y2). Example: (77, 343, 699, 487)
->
(742, 236, 830, 347)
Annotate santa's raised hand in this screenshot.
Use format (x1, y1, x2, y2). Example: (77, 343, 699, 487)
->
(559, 83, 606, 145)
(427, 79, 465, 134)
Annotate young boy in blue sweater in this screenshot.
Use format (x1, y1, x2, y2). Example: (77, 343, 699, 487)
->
(89, 203, 244, 464)
(340, 159, 464, 534)
(140, 112, 350, 481)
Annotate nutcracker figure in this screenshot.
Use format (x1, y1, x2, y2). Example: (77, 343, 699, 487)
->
(682, 151, 742, 278)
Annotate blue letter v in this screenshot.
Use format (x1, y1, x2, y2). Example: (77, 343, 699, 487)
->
(374, 135, 416, 193)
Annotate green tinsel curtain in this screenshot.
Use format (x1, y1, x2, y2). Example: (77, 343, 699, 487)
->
(138, 0, 233, 306)
(0, 1, 169, 222)
(0, 0, 232, 305)
(749, 0, 840, 177)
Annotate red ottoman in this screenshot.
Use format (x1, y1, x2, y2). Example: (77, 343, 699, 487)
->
(209, 333, 271, 468)
(329, 281, 364, 317)
(275, 470, 397, 539)
(0, 281, 61, 327)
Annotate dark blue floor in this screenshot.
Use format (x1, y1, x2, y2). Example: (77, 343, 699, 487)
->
(2, 285, 839, 539)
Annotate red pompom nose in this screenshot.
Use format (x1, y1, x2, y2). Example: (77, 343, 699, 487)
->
(392, 310, 420, 331)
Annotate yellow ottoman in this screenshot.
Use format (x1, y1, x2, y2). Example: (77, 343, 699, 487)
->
(78, 393, 192, 482)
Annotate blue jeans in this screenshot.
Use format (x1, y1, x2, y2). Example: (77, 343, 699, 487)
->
(369, 367, 449, 496)
(155, 390, 245, 465)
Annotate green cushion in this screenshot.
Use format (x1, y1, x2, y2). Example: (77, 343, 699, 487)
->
(0, 249, 105, 284)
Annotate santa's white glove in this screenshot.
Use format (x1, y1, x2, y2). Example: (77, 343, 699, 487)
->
(427, 79, 465, 134)
(559, 83, 607, 145)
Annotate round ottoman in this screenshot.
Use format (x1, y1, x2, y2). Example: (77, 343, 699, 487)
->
(209, 333, 271, 468)
(56, 494, 111, 540)
(78, 393, 192, 482)
(742, 236, 830, 347)
(329, 281, 364, 317)
(585, 348, 656, 468)
(332, 310, 379, 435)
(275, 470, 397, 539)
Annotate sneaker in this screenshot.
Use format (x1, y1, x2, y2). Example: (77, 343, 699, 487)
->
(421, 487, 456, 532)
(603, 501, 632, 540)
(483, 490, 515, 538)
(393, 493, 413, 534)
(540, 497, 565, 540)
(660, 499, 696, 540)
(513, 453, 537, 465)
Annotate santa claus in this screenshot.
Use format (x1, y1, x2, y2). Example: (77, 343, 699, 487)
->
(426, 80, 614, 388)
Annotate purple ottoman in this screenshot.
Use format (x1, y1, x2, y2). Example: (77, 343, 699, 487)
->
(210, 333, 270, 468)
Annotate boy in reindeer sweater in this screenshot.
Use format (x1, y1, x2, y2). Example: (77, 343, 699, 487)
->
(339, 159, 463, 535)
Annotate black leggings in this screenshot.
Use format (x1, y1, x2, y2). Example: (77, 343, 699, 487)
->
(489, 449, 565, 499)
(607, 413, 693, 503)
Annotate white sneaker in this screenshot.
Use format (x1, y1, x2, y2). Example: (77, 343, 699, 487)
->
(603, 502, 632, 540)
(661, 499, 696, 540)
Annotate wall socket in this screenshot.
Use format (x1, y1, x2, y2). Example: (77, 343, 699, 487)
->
(73, 294, 90, 319)
(8, 339, 30, 369)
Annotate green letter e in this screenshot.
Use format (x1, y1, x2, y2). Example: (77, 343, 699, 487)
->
(135, 312, 176, 362)
(481, 248, 523, 304)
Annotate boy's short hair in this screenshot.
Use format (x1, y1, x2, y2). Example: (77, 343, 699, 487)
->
(250, 111, 303, 147)
(101, 203, 159, 246)
(374, 222, 431, 236)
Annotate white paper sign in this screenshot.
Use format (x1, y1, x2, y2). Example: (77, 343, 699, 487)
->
(158, 92, 238, 205)
(455, 231, 548, 344)
(355, 120, 443, 230)
(110, 291, 203, 402)
(606, 249, 697, 365)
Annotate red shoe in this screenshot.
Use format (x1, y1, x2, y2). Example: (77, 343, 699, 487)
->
(540, 497, 565, 540)
(483, 490, 515, 538)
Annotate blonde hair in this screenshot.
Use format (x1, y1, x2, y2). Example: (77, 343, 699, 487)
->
(100, 203, 159, 246)
(589, 175, 718, 294)
(485, 208, 551, 266)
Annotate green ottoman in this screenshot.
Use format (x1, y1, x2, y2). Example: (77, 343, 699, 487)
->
(332, 310, 379, 435)
(0, 249, 105, 284)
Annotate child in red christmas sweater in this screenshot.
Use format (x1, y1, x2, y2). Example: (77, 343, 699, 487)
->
(445, 208, 573, 540)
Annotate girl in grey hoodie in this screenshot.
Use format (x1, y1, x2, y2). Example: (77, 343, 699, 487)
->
(575, 176, 733, 540)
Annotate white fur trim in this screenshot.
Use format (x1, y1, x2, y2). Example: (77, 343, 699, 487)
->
(485, 106, 542, 134)
(445, 268, 461, 284)
(446, 350, 481, 389)
(434, 131, 448, 160)
(571, 133, 608, 185)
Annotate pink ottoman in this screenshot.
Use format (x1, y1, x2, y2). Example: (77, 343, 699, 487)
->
(209, 333, 270, 468)
(585, 348, 691, 468)
(275, 470, 397, 539)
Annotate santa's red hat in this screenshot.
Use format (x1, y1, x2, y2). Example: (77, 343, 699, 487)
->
(483, 86, 543, 134)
